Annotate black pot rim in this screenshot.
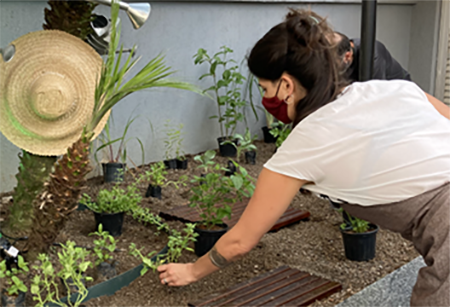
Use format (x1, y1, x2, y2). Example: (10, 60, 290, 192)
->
(102, 162, 126, 167)
(195, 222, 228, 233)
(93, 211, 125, 217)
(340, 223, 379, 235)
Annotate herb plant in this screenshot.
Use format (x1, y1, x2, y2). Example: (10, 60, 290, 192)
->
(129, 207, 198, 275)
(139, 162, 186, 188)
(193, 46, 247, 139)
(193, 150, 216, 173)
(190, 158, 255, 229)
(231, 128, 258, 162)
(270, 122, 292, 148)
(89, 224, 117, 266)
(31, 241, 93, 307)
(339, 209, 370, 233)
(163, 120, 185, 160)
(0, 255, 29, 296)
(80, 184, 141, 214)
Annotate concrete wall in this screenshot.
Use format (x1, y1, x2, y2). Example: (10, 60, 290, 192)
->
(0, 1, 431, 193)
(408, 0, 441, 93)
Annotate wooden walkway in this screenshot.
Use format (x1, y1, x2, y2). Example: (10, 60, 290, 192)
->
(189, 265, 342, 307)
(159, 200, 310, 232)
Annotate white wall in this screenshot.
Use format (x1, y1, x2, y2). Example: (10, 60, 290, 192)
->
(0, 1, 423, 192)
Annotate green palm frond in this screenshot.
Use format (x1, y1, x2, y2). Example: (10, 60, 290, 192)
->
(88, 0, 200, 132)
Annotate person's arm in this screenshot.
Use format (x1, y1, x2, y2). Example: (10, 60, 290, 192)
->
(425, 92, 450, 120)
(157, 168, 308, 286)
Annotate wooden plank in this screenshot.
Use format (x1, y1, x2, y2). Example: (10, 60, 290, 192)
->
(228, 273, 312, 307)
(216, 271, 309, 306)
(248, 276, 323, 306)
(189, 266, 342, 307)
(159, 199, 310, 232)
(190, 266, 291, 307)
(279, 282, 342, 306)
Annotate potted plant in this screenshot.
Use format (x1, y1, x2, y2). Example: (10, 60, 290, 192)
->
(95, 114, 145, 183)
(339, 209, 379, 261)
(231, 128, 258, 165)
(0, 255, 29, 307)
(270, 122, 293, 150)
(31, 241, 93, 307)
(193, 46, 247, 157)
(163, 120, 187, 169)
(89, 224, 118, 280)
(262, 110, 277, 143)
(141, 162, 185, 200)
(80, 184, 141, 236)
(189, 156, 255, 256)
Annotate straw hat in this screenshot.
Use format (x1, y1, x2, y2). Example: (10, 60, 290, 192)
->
(0, 30, 110, 156)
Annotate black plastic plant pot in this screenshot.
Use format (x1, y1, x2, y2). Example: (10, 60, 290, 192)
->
(164, 159, 177, 169)
(94, 211, 125, 237)
(194, 223, 228, 257)
(176, 158, 188, 170)
(224, 160, 237, 177)
(1, 290, 26, 307)
(340, 224, 379, 261)
(245, 151, 257, 165)
(102, 162, 126, 183)
(217, 137, 237, 157)
(145, 184, 162, 199)
(262, 126, 277, 143)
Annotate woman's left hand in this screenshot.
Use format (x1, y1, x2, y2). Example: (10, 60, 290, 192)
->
(157, 263, 196, 286)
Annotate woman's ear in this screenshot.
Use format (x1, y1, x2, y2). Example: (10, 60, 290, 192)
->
(280, 74, 295, 100)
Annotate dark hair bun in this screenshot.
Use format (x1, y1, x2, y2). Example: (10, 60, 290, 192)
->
(284, 9, 333, 51)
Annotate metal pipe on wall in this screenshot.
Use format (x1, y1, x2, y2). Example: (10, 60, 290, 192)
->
(359, 0, 377, 82)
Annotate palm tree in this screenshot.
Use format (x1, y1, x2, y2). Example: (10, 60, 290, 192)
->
(27, 0, 199, 258)
(7, 1, 98, 233)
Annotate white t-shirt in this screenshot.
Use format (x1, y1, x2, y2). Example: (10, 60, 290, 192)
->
(264, 80, 450, 206)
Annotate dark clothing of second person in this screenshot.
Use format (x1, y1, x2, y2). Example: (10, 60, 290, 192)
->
(346, 38, 411, 82)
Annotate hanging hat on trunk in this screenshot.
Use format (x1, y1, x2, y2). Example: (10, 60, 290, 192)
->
(0, 30, 109, 156)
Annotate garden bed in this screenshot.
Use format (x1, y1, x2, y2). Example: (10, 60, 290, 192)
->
(0, 141, 418, 306)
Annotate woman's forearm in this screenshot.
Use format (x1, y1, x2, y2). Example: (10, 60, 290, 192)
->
(190, 227, 253, 281)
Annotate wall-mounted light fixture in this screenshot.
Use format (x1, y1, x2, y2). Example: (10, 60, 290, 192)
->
(86, 0, 151, 29)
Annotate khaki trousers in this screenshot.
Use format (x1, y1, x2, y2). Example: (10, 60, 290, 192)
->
(341, 182, 450, 307)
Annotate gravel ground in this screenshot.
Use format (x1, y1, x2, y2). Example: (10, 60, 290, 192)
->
(0, 141, 419, 306)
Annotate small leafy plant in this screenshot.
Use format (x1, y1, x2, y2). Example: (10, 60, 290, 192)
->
(190, 155, 255, 229)
(129, 207, 198, 275)
(193, 150, 216, 174)
(193, 46, 247, 139)
(230, 128, 258, 163)
(270, 122, 292, 148)
(31, 241, 93, 307)
(339, 209, 370, 233)
(0, 255, 29, 296)
(140, 162, 187, 188)
(89, 224, 117, 266)
(80, 184, 141, 214)
(163, 120, 185, 160)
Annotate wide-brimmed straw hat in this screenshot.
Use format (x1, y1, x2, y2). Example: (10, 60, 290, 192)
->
(0, 30, 109, 156)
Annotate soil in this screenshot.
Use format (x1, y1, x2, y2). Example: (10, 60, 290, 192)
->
(0, 141, 419, 306)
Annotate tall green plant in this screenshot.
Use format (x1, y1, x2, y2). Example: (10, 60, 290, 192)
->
(193, 46, 247, 139)
(94, 114, 145, 166)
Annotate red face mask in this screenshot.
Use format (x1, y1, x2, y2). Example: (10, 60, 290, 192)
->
(261, 83, 292, 124)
